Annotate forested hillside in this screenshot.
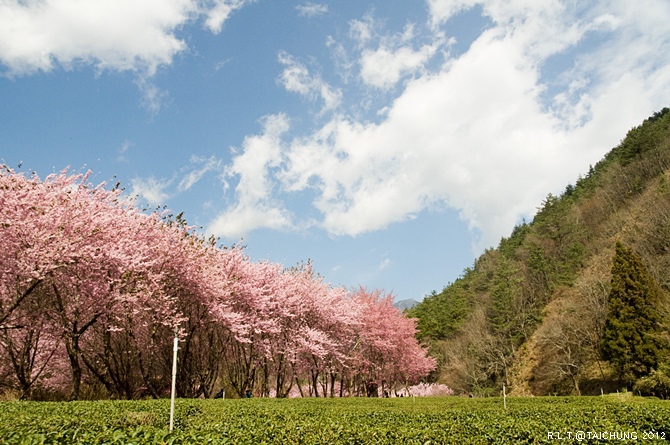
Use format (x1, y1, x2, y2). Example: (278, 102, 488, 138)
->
(409, 108, 670, 397)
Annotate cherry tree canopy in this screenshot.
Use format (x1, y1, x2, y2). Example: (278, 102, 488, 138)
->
(0, 166, 434, 399)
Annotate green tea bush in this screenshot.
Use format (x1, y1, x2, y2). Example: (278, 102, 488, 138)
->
(0, 397, 668, 444)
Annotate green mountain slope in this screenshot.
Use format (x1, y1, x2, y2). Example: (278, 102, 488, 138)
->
(409, 108, 670, 396)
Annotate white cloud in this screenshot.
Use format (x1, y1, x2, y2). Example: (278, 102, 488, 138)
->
(348, 18, 447, 90)
(281, 28, 562, 243)
(87, 0, 669, 254)
(130, 176, 172, 207)
(207, 203, 293, 240)
(378, 258, 391, 271)
(135, 77, 170, 115)
(296, 3, 328, 18)
(0, 0, 197, 76)
(0, 0, 254, 76)
(206, 114, 294, 239)
(0, 0, 253, 110)
(220, 0, 670, 253)
(214, 58, 232, 72)
(278, 51, 342, 112)
(426, 0, 481, 28)
(359, 42, 440, 90)
(178, 155, 222, 192)
(123, 155, 222, 212)
(117, 140, 132, 163)
(203, 0, 254, 34)
(348, 15, 376, 49)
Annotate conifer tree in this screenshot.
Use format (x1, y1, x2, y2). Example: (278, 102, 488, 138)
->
(601, 242, 666, 385)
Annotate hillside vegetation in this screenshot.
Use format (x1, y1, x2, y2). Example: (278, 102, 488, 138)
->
(409, 108, 670, 397)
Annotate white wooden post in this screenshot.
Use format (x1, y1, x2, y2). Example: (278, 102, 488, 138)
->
(503, 384, 507, 410)
(169, 329, 178, 431)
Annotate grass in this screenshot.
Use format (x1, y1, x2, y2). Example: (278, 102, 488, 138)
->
(0, 396, 668, 444)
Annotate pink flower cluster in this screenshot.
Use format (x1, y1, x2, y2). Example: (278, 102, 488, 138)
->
(397, 383, 455, 397)
(0, 167, 435, 400)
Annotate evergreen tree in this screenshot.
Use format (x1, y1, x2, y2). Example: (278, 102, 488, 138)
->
(601, 242, 666, 385)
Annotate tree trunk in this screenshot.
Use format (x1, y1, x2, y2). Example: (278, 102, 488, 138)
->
(311, 369, 319, 397)
(66, 334, 82, 401)
(571, 374, 581, 396)
(330, 372, 336, 397)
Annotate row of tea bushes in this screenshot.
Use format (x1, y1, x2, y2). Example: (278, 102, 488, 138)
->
(0, 396, 668, 444)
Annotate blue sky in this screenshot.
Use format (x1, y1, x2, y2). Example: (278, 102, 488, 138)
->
(2, 0, 670, 302)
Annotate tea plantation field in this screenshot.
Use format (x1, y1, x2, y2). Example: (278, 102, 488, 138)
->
(0, 396, 668, 444)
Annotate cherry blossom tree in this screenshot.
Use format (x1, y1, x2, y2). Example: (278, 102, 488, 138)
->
(348, 287, 436, 397)
(1, 167, 172, 399)
(0, 165, 435, 400)
(0, 285, 60, 399)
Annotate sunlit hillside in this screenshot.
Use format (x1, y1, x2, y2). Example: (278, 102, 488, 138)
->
(410, 108, 670, 397)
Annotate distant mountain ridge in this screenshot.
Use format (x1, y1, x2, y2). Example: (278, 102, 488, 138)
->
(409, 108, 670, 396)
(394, 299, 420, 310)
